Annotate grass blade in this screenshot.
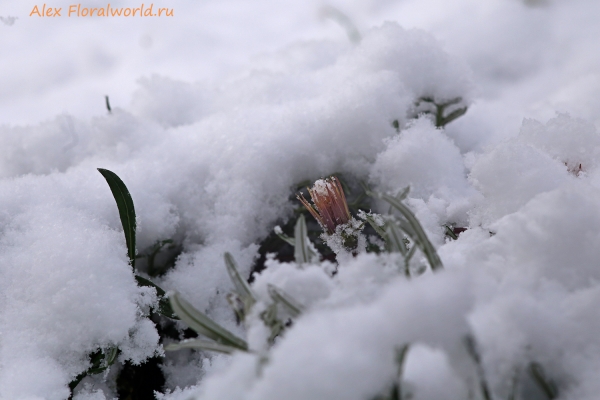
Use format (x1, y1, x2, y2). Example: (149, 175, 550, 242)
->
(463, 335, 492, 400)
(529, 362, 558, 399)
(375, 192, 443, 271)
(385, 223, 409, 256)
(165, 338, 240, 354)
(226, 292, 246, 323)
(267, 284, 304, 318)
(395, 344, 410, 400)
(104, 347, 118, 366)
(224, 252, 256, 307)
(275, 218, 317, 262)
(360, 211, 387, 239)
(508, 367, 520, 400)
(394, 186, 411, 202)
(444, 225, 458, 240)
(169, 291, 248, 351)
(294, 214, 311, 264)
(134, 275, 179, 319)
(274, 226, 295, 246)
(98, 168, 136, 269)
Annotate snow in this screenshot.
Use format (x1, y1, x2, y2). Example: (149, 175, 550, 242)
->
(2, 0, 600, 399)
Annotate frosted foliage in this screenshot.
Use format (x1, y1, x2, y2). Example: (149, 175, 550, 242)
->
(191, 260, 474, 400)
(183, 184, 600, 400)
(2, 0, 600, 397)
(0, 22, 478, 397)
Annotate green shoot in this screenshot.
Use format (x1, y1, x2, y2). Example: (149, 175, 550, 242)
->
(463, 335, 492, 400)
(169, 291, 248, 351)
(414, 96, 468, 128)
(529, 362, 558, 399)
(165, 339, 241, 355)
(267, 284, 304, 318)
(98, 168, 136, 269)
(294, 214, 311, 264)
(367, 188, 443, 271)
(225, 252, 256, 308)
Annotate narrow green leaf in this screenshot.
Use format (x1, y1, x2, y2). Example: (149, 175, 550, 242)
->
(441, 106, 467, 126)
(385, 223, 408, 256)
(226, 292, 246, 323)
(98, 168, 136, 269)
(169, 291, 248, 351)
(377, 192, 443, 271)
(529, 362, 558, 399)
(294, 214, 310, 264)
(224, 252, 256, 307)
(260, 302, 285, 344)
(444, 225, 458, 240)
(267, 284, 304, 318)
(69, 347, 119, 395)
(275, 220, 317, 262)
(361, 212, 387, 239)
(104, 347, 118, 366)
(395, 344, 410, 400)
(404, 245, 417, 274)
(441, 97, 463, 107)
(508, 368, 520, 400)
(395, 186, 411, 202)
(274, 226, 295, 246)
(165, 338, 240, 354)
(463, 335, 492, 400)
(134, 275, 179, 319)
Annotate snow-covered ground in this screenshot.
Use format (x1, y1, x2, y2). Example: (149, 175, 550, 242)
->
(2, 1, 600, 399)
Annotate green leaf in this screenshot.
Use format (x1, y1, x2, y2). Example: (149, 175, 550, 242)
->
(135, 275, 179, 319)
(360, 212, 387, 240)
(169, 291, 248, 351)
(275, 218, 317, 262)
(441, 106, 467, 126)
(508, 367, 521, 400)
(374, 192, 443, 272)
(97, 168, 136, 269)
(68, 347, 119, 395)
(395, 344, 410, 400)
(394, 186, 411, 202)
(274, 227, 295, 246)
(267, 284, 304, 318)
(165, 338, 240, 354)
(104, 346, 118, 366)
(385, 223, 409, 256)
(444, 225, 458, 240)
(224, 252, 256, 307)
(385, 223, 411, 277)
(463, 335, 492, 400)
(226, 292, 246, 323)
(529, 362, 558, 399)
(294, 214, 311, 264)
(260, 302, 285, 345)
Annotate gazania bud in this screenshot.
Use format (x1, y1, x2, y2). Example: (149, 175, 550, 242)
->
(297, 177, 351, 235)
